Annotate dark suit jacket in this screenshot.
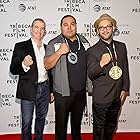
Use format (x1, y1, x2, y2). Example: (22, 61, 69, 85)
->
(10, 39, 51, 101)
(87, 39, 130, 103)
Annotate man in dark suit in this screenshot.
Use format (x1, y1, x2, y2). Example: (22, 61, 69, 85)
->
(10, 18, 51, 140)
(87, 14, 130, 140)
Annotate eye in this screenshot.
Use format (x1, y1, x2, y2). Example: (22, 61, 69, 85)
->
(62, 23, 68, 27)
(98, 25, 113, 31)
(71, 22, 76, 26)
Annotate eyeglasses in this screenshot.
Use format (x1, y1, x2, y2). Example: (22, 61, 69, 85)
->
(98, 25, 113, 31)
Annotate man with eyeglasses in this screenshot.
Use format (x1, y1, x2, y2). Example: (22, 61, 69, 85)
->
(87, 14, 130, 140)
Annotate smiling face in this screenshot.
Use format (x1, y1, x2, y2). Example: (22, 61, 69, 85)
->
(31, 19, 46, 42)
(97, 19, 115, 42)
(60, 16, 77, 41)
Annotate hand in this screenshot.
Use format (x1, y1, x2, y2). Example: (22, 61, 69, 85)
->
(58, 43, 69, 55)
(50, 93, 54, 103)
(100, 53, 111, 68)
(120, 91, 128, 105)
(23, 55, 33, 67)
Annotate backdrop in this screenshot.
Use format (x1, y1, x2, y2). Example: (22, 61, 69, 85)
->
(0, 0, 140, 134)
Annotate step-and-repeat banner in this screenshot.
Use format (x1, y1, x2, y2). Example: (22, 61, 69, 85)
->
(0, 0, 140, 134)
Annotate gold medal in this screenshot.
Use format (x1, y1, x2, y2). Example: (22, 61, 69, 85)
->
(109, 66, 122, 80)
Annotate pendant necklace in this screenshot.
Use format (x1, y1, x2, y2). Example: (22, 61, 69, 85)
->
(65, 35, 81, 64)
(106, 43, 122, 80)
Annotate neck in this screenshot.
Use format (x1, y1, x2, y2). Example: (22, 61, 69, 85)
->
(63, 34, 77, 42)
(32, 37, 43, 48)
(70, 36, 77, 41)
(101, 37, 113, 44)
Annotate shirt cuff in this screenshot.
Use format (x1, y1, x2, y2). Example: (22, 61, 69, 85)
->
(22, 62, 30, 72)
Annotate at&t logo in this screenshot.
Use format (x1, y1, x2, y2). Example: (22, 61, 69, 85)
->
(18, 3, 36, 12)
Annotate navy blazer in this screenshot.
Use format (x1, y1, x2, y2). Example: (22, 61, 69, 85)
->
(87, 39, 130, 103)
(10, 39, 48, 101)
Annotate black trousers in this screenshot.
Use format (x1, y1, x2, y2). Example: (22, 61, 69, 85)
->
(92, 98, 121, 140)
(54, 90, 86, 140)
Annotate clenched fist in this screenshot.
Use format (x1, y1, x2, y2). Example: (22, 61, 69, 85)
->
(58, 43, 70, 55)
(23, 55, 33, 67)
(100, 53, 111, 68)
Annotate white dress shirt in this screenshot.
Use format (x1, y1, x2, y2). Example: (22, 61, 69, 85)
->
(22, 38, 48, 83)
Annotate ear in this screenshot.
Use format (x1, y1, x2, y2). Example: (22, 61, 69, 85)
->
(112, 26, 116, 32)
(30, 28, 32, 35)
(96, 29, 99, 35)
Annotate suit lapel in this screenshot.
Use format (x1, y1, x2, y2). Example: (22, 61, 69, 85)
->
(98, 39, 109, 54)
(25, 39, 36, 62)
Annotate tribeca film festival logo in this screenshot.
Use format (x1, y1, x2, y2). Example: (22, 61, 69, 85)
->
(93, 5, 111, 12)
(0, 0, 10, 12)
(4, 23, 30, 38)
(57, 0, 86, 13)
(0, 93, 14, 107)
(7, 75, 18, 84)
(128, 92, 140, 104)
(79, 23, 97, 38)
(8, 115, 21, 128)
(79, 23, 130, 39)
(130, 48, 140, 61)
(81, 109, 93, 126)
(0, 48, 13, 61)
(132, 0, 140, 13)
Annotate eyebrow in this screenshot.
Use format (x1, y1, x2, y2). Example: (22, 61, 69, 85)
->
(62, 22, 76, 25)
(98, 24, 112, 27)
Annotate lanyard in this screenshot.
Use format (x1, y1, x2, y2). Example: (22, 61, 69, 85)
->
(106, 43, 117, 66)
(64, 35, 81, 53)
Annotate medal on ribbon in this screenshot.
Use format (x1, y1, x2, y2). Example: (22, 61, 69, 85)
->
(67, 52, 78, 64)
(107, 43, 122, 80)
(65, 35, 81, 64)
(109, 65, 122, 80)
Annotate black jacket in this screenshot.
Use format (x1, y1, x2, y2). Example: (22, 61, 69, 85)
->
(10, 39, 52, 101)
(87, 39, 130, 103)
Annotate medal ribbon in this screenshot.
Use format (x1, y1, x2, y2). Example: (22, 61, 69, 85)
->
(106, 43, 117, 66)
(64, 35, 81, 54)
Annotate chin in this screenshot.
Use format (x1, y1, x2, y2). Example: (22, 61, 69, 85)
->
(102, 35, 112, 41)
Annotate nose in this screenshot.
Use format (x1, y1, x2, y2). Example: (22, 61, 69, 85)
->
(38, 28, 44, 35)
(38, 28, 42, 32)
(68, 25, 72, 30)
(103, 27, 108, 31)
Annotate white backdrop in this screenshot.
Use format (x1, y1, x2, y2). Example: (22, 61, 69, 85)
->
(0, 0, 140, 134)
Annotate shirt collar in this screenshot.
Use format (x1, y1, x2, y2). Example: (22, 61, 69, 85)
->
(31, 38, 44, 49)
(100, 39, 113, 47)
